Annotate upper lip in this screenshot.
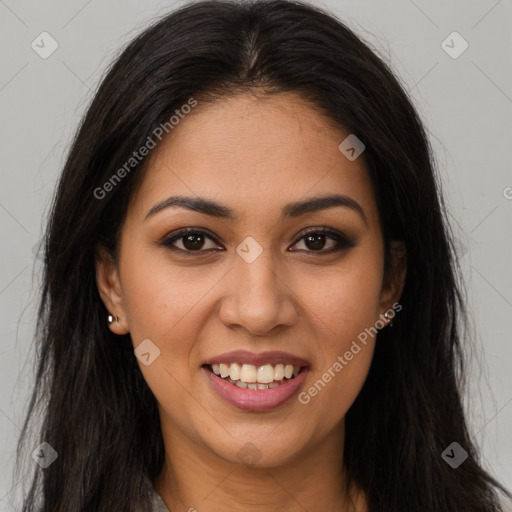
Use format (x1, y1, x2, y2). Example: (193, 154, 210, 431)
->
(203, 350, 310, 368)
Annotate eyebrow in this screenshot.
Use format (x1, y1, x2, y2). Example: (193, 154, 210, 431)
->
(144, 193, 368, 226)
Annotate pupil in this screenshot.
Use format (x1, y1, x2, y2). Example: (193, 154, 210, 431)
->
(183, 233, 204, 250)
(305, 234, 325, 250)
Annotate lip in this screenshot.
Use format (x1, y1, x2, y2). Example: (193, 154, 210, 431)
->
(202, 350, 310, 368)
(202, 365, 309, 412)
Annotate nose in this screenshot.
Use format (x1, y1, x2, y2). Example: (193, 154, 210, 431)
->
(218, 248, 299, 336)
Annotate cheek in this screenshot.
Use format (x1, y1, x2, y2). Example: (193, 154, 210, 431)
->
(305, 252, 383, 347)
(118, 243, 219, 385)
(297, 253, 382, 419)
(119, 239, 205, 341)
(119, 251, 210, 426)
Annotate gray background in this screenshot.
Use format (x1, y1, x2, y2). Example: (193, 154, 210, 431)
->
(1, 0, 511, 508)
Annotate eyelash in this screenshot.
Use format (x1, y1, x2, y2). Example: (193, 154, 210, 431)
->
(160, 227, 357, 256)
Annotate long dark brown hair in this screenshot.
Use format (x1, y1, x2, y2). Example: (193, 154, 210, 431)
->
(14, 0, 511, 510)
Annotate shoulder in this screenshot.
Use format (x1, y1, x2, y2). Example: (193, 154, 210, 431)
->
(500, 495, 512, 512)
(151, 488, 170, 512)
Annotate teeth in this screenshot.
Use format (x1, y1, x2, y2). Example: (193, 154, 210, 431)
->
(257, 364, 274, 383)
(240, 364, 257, 383)
(219, 363, 230, 378)
(229, 363, 241, 381)
(274, 364, 285, 380)
(209, 362, 303, 386)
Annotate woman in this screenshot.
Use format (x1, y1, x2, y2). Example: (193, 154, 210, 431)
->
(15, 0, 511, 510)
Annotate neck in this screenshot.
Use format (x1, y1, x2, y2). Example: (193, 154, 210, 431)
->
(154, 419, 366, 512)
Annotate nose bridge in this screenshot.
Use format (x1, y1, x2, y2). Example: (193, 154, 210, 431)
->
(235, 239, 285, 307)
(237, 248, 279, 298)
(219, 238, 297, 334)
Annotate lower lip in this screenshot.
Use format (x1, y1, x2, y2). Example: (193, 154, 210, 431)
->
(202, 366, 309, 412)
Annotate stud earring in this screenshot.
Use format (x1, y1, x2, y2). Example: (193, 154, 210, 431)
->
(107, 314, 119, 325)
(384, 311, 394, 327)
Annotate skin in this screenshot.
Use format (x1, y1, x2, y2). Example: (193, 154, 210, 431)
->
(96, 91, 407, 512)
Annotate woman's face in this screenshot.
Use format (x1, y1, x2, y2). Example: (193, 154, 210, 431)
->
(97, 92, 405, 468)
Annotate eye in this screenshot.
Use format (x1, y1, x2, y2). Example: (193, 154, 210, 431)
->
(160, 227, 356, 255)
(161, 228, 221, 254)
(289, 227, 357, 254)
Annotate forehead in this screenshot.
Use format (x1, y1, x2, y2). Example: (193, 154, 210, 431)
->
(127, 92, 380, 229)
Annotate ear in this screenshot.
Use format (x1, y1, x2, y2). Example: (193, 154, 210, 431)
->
(378, 240, 407, 322)
(95, 244, 129, 335)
